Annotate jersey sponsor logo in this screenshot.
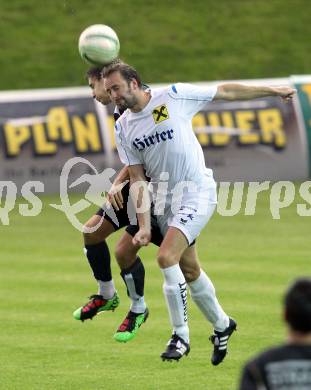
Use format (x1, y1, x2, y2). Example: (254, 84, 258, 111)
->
(152, 104, 169, 124)
(133, 129, 174, 151)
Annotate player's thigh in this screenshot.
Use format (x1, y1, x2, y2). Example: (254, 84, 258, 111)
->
(115, 231, 141, 269)
(180, 245, 201, 283)
(83, 214, 115, 245)
(83, 182, 133, 245)
(157, 226, 189, 268)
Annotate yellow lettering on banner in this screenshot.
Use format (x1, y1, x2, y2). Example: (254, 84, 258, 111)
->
(211, 112, 231, 146)
(72, 113, 102, 152)
(47, 107, 73, 142)
(258, 109, 286, 148)
(236, 111, 259, 144)
(107, 115, 117, 149)
(32, 123, 57, 155)
(3, 124, 31, 156)
(302, 84, 311, 105)
(193, 113, 209, 146)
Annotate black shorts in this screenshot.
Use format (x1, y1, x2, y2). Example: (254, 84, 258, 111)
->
(127, 222, 194, 247)
(96, 182, 194, 247)
(96, 182, 164, 247)
(126, 213, 164, 247)
(96, 182, 133, 230)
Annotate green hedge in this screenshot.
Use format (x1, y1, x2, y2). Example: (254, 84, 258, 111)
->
(1, 0, 311, 90)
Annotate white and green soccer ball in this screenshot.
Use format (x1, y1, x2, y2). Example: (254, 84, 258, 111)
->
(78, 24, 120, 66)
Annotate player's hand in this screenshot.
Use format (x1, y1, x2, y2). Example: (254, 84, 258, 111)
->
(132, 228, 151, 247)
(275, 87, 296, 102)
(106, 183, 125, 211)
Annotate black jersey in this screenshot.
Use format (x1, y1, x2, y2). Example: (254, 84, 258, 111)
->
(239, 343, 311, 390)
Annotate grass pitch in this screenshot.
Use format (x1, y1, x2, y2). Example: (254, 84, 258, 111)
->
(1, 0, 311, 90)
(0, 188, 310, 389)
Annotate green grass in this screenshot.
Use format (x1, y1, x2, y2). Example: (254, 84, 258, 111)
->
(0, 188, 310, 389)
(1, 0, 311, 90)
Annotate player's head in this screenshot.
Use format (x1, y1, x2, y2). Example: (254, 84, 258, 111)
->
(284, 277, 311, 334)
(102, 61, 143, 111)
(86, 66, 111, 105)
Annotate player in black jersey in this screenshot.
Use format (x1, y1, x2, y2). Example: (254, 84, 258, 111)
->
(74, 66, 167, 343)
(239, 277, 311, 390)
(73, 67, 151, 331)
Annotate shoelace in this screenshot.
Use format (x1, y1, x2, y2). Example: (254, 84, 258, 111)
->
(82, 295, 105, 312)
(118, 312, 136, 332)
(167, 334, 180, 348)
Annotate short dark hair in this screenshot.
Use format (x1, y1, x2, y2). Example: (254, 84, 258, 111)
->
(85, 59, 123, 81)
(284, 277, 311, 333)
(85, 66, 103, 80)
(102, 61, 142, 88)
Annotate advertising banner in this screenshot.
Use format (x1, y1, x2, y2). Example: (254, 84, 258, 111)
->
(0, 78, 309, 194)
(0, 88, 117, 192)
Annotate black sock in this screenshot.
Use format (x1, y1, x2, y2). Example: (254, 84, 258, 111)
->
(85, 241, 112, 282)
(120, 257, 145, 298)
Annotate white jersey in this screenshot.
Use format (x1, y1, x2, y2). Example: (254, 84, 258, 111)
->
(115, 83, 217, 198)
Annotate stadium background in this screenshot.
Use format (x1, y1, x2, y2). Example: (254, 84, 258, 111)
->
(0, 1, 310, 389)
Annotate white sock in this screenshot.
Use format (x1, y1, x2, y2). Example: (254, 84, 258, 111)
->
(123, 272, 147, 314)
(188, 270, 229, 332)
(97, 280, 116, 300)
(130, 296, 146, 314)
(161, 264, 189, 343)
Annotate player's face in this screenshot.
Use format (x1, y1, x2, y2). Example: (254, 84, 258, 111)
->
(88, 76, 111, 105)
(104, 71, 139, 111)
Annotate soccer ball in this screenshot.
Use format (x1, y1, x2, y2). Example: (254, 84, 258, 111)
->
(78, 24, 120, 66)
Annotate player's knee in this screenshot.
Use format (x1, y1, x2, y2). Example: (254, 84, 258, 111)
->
(114, 243, 126, 263)
(180, 263, 200, 282)
(115, 242, 135, 269)
(83, 219, 103, 244)
(157, 250, 179, 268)
(83, 230, 102, 245)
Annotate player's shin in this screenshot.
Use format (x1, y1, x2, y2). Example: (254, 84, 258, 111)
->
(114, 257, 148, 342)
(188, 270, 229, 331)
(84, 241, 116, 299)
(120, 256, 146, 313)
(161, 264, 189, 343)
(73, 242, 119, 321)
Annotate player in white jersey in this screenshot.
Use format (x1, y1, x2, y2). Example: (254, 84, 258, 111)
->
(103, 61, 296, 362)
(75, 66, 211, 350)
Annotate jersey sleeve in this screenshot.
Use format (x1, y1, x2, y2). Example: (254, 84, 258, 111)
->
(114, 121, 142, 166)
(168, 82, 217, 118)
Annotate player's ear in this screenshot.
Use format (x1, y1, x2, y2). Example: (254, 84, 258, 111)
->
(130, 78, 139, 90)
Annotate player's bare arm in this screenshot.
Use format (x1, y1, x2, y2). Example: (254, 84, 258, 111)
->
(214, 83, 296, 102)
(106, 165, 130, 211)
(127, 164, 151, 246)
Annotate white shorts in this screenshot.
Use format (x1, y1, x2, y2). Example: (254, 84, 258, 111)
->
(155, 178, 217, 245)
